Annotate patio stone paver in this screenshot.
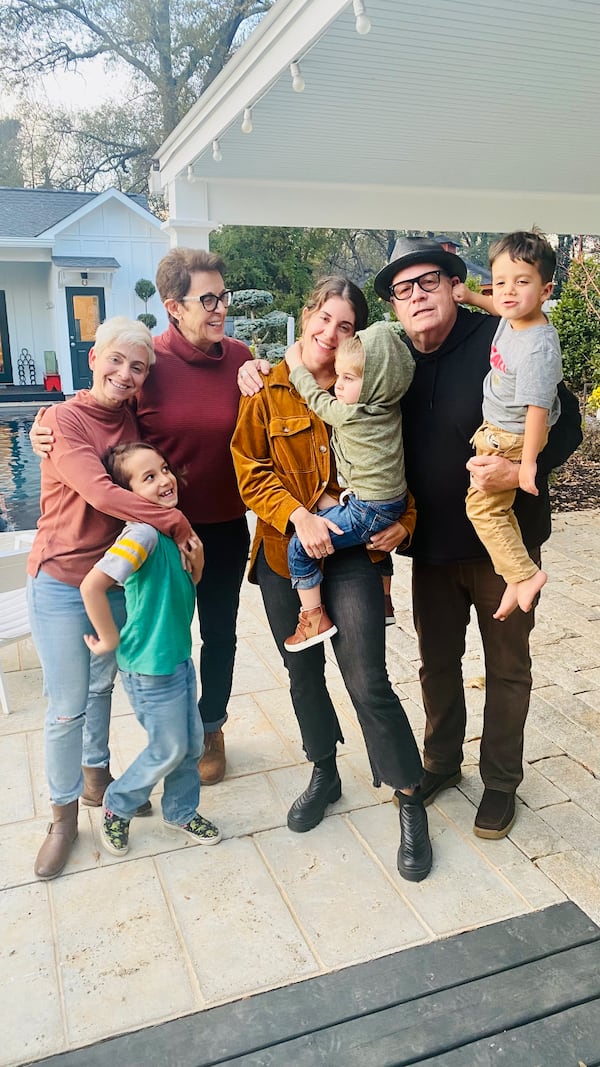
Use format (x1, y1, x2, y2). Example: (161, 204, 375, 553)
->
(348, 802, 536, 936)
(1, 511, 600, 1066)
(3, 882, 65, 1066)
(52, 860, 198, 1046)
(255, 818, 430, 965)
(1, 733, 36, 823)
(156, 837, 319, 1002)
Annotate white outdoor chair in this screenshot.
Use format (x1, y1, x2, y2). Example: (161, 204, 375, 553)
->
(0, 546, 31, 715)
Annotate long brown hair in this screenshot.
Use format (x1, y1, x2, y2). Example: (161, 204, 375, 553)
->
(302, 275, 368, 333)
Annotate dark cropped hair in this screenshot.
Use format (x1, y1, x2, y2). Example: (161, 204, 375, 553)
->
(103, 442, 187, 491)
(156, 248, 227, 323)
(489, 230, 556, 285)
(303, 275, 369, 332)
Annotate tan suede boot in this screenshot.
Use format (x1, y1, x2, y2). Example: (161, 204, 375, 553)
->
(198, 727, 226, 785)
(82, 764, 152, 817)
(34, 801, 78, 880)
(81, 765, 113, 806)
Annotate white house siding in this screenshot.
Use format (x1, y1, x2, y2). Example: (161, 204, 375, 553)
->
(0, 260, 54, 387)
(51, 199, 169, 392)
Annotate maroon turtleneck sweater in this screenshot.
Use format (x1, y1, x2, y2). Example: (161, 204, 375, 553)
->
(136, 324, 250, 525)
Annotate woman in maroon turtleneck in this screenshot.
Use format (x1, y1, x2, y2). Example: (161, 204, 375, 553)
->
(135, 248, 251, 785)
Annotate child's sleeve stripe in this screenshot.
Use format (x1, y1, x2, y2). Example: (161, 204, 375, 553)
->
(107, 538, 149, 571)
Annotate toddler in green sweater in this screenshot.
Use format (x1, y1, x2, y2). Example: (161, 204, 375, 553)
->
(284, 321, 414, 651)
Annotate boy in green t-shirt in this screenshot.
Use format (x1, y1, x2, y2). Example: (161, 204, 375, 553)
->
(80, 442, 221, 856)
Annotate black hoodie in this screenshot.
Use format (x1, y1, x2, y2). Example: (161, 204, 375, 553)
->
(401, 307, 582, 564)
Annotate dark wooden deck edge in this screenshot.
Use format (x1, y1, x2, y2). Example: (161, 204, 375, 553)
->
(27, 903, 600, 1067)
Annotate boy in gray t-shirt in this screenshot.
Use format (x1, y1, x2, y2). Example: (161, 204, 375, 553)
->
(455, 230, 563, 621)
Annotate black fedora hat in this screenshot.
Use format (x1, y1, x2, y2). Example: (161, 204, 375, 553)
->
(374, 237, 467, 301)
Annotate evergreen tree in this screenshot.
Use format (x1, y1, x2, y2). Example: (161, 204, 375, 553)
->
(551, 258, 600, 389)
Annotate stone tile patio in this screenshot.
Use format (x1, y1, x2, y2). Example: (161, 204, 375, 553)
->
(1, 511, 600, 1066)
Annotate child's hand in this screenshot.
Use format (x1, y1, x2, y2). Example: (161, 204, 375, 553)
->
(452, 283, 471, 306)
(285, 341, 303, 371)
(84, 633, 118, 656)
(181, 536, 204, 584)
(519, 460, 539, 496)
(368, 521, 409, 553)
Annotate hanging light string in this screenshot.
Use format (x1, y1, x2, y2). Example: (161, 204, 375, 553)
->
(353, 0, 371, 34)
(197, 6, 372, 168)
(289, 61, 305, 92)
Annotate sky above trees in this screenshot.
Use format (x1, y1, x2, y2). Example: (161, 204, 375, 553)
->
(0, 0, 273, 190)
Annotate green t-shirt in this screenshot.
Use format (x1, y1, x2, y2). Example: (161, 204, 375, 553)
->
(94, 522, 195, 675)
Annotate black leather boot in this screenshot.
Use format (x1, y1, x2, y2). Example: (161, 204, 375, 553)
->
(287, 766, 342, 833)
(396, 792, 433, 882)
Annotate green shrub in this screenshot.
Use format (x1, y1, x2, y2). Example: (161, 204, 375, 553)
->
(551, 259, 600, 390)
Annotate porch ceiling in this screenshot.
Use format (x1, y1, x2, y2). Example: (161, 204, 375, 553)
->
(154, 0, 600, 234)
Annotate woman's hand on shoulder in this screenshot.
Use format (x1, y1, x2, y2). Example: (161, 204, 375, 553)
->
(30, 406, 55, 458)
(237, 358, 271, 397)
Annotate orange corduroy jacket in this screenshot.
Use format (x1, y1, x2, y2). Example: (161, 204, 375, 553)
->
(230, 358, 415, 583)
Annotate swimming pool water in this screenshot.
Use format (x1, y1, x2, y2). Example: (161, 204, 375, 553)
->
(0, 411, 41, 532)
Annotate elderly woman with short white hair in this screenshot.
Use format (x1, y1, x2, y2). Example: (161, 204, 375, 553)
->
(27, 317, 200, 881)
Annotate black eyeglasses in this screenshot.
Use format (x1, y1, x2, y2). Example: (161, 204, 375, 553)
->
(180, 290, 232, 311)
(389, 270, 446, 301)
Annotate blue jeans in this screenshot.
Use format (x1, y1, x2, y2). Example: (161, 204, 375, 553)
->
(256, 543, 422, 791)
(106, 659, 203, 824)
(288, 494, 407, 590)
(27, 570, 126, 806)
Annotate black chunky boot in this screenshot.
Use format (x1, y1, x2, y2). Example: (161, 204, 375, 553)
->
(287, 765, 342, 833)
(396, 791, 433, 882)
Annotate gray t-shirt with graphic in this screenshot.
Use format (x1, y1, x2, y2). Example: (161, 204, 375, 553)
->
(482, 317, 562, 434)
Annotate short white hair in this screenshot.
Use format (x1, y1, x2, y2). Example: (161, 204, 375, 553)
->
(93, 317, 155, 365)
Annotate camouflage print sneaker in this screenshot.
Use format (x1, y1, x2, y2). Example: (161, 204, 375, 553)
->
(163, 813, 221, 845)
(101, 806, 130, 855)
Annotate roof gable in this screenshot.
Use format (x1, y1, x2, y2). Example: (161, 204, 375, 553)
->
(0, 187, 154, 239)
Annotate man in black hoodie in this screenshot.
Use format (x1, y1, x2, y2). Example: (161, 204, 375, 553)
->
(372, 237, 582, 839)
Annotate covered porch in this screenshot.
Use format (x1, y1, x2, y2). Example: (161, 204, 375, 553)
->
(149, 0, 600, 247)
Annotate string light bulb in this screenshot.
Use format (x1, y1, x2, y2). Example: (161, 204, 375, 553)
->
(290, 61, 305, 93)
(212, 139, 222, 162)
(353, 0, 371, 34)
(241, 107, 253, 134)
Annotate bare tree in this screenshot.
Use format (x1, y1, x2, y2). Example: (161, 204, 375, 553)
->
(0, 0, 273, 190)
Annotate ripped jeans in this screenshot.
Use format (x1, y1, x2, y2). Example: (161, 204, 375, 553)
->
(27, 569, 126, 806)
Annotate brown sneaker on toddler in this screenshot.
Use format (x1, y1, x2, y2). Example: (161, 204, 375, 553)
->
(384, 594, 396, 626)
(284, 606, 338, 652)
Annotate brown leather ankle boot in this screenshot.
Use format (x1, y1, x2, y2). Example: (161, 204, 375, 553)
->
(34, 800, 79, 880)
(81, 765, 113, 807)
(198, 727, 226, 785)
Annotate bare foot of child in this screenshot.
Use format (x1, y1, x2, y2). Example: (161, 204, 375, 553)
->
(517, 569, 547, 613)
(493, 583, 519, 621)
(493, 570, 547, 621)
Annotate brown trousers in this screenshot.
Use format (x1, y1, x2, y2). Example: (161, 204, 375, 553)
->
(412, 552, 539, 792)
